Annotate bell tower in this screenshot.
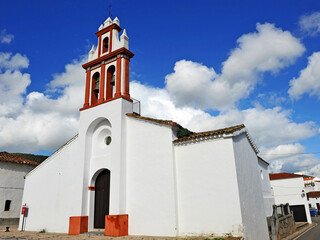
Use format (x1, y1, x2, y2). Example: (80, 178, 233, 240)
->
(81, 17, 134, 110)
(77, 17, 136, 229)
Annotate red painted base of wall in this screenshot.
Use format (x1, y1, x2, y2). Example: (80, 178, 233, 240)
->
(105, 214, 128, 237)
(68, 216, 88, 235)
(80, 96, 133, 111)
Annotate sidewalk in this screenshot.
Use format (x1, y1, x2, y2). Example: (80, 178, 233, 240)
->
(283, 222, 317, 240)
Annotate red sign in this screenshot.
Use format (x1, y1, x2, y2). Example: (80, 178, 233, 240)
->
(21, 205, 26, 215)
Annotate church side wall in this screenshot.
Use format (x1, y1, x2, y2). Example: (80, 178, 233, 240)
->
(0, 163, 35, 219)
(233, 133, 269, 240)
(174, 138, 244, 237)
(18, 137, 84, 233)
(257, 160, 275, 217)
(126, 118, 177, 236)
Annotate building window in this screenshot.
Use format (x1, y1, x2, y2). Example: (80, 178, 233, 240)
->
(105, 136, 112, 145)
(4, 200, 11, 211)
(102, 37, 109, 53)
(260, 170, 264, 180)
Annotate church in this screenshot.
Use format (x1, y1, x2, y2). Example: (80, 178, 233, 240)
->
(19, 16, 270, 239)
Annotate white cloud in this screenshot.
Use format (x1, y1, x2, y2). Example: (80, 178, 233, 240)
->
(0, 52, 29, 70)
(166, 23, 305, 110)
(0, 52, 31, 117)
(0, 29, 14, 44)
(0, 54, 85, 153)
(0, 70, 31, 116)
(299, 12, 320, 37)
(260, 144, 320, 175)
(288, 52, 320, 100)
(260, 143, 305, 161)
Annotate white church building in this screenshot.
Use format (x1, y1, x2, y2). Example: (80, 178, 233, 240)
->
(19, 17, 269, 239)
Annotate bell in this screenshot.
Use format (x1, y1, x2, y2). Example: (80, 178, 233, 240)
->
(110, 74, 115, 86)
(93, 82, 100, 93)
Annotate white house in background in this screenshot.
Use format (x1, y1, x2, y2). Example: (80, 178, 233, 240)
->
(19, 16, 269, 239)
(257, 157, 275, 217)
(269, 173, 312, 223)
(0, 152, 39, 226)
(304, 176, 320, 211)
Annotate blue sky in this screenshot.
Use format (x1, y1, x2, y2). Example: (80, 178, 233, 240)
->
(1, 0, 320, 175)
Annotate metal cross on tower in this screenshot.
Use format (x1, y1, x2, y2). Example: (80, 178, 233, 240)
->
(107, 4, 112, 18)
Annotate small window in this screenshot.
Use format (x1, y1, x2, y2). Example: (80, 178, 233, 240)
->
(102, 37, 109, 53)
(105, 136, 112, 145)
(4, 200, 11, 211)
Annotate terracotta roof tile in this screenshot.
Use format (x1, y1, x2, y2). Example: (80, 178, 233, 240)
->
(0, 152, 39, 166)
(126, 113, 181, 127)
(173, 124, 245, 143)
(126, 114, 249, 146)
(269, 173, 303, 180)
(304, 177, 315, 181)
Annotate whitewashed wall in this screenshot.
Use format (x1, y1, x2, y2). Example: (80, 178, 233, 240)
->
(175, 137, 244, 237)
(258, 159, 275, 217)
(0, 162, 35, 219)
(126, 118, 177, 236)
(19, 137, 84, 233)
(308, 197, 320, 209)
(270, 177, 312, 223)
(233, 133, 269, 240)
(78, 98, 133, 230)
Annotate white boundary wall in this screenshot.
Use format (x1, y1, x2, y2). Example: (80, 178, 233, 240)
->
(19, 137, 83, 233)
(174, 137, 244, 237)
(258, 159, 275, 217)
(233, 133, 270, 240)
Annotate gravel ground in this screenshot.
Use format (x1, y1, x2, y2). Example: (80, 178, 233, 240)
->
(0, 226, 241, 240)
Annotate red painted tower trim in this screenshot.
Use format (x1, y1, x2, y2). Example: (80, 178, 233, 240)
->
(82, 48, 134, 69)
(115, 58, 122, 98)
(98, 36, 101, 58)
(95, 24, 122, 37)
(123, 58, 130, 98)
(98, 64, 106, 103)
(84, 70, 91, 107)
(109, 29, 113, 53)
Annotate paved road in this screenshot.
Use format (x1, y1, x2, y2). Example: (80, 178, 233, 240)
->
(297, 217, 320, 240)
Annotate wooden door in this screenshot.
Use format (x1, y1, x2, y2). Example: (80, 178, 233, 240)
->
(94, 169, 110, 228)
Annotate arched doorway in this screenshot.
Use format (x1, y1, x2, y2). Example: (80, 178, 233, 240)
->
(94, 169, 111, 228)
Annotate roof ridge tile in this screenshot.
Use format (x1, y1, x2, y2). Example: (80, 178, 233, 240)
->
(0, 152, 40, 166)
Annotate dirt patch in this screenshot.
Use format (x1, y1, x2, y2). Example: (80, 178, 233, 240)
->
(0, 226, 242, 240)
